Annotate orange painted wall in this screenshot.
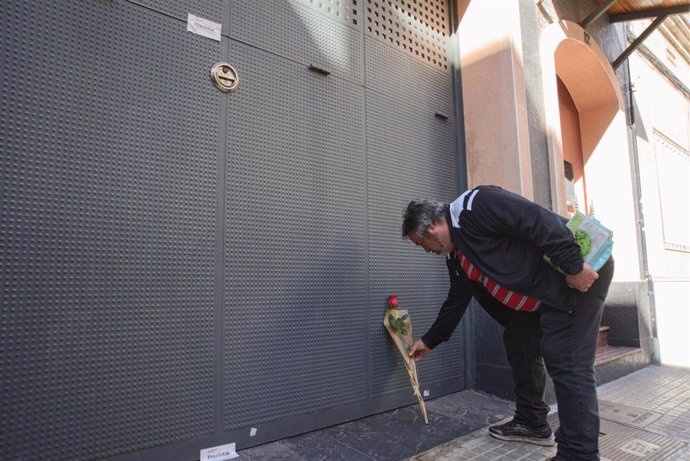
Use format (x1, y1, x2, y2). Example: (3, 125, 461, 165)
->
(557, 77, 587, 215)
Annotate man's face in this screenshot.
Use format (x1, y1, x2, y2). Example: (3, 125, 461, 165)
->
(408, 219, 454, 255)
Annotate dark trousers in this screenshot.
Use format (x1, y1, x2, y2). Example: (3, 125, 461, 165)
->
(541, 257, 614, 460)
(475, 258, 615, 460)
(475, 289, 550, 430)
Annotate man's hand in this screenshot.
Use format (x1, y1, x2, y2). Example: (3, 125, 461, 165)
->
(565, 263, 599, 292)
(408, 339, 432, 361)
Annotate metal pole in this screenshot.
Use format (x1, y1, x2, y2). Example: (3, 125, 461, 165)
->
(580, 0, 618, 29)
(612, 15, 668, 70)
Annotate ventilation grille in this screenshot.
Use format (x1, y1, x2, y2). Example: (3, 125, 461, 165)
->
(293, 0, 360, 26)
(365, 0, 449, 70)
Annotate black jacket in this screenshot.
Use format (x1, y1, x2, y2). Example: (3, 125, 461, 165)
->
(421, 185, 583, 349)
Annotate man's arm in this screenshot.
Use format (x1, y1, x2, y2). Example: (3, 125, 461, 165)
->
(410, 260, 473, 361)
(469, 186, 584, 275)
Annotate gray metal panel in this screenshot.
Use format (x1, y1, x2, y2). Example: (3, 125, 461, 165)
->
(291, 0, 361, 26)
(223, 40, 368, 429)
(133, 0, 224, 24)
(367, 89, 462, 396)
(365, 0, 450, 71)
(229, 0, 363, 84)
(2, 0, 461, 458)
(366, 36, 454, 116)
(1, 1, 220, 460)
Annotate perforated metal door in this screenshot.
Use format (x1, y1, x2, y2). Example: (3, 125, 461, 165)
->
(1, 1, 221, 460)
(222, 38, 369, 429)
(1, 0, 460, 459)
(222, 0, 460, 432)
(222, 0, 460, 439)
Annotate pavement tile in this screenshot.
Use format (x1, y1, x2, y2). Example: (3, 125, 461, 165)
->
(238, 366, 690, 460)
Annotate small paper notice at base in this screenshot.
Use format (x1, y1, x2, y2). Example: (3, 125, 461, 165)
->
(187, 13, 221, 42)
(200, 442, 239, 461)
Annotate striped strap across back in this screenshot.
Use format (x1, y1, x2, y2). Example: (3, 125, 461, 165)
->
(456, 251, 540, 312)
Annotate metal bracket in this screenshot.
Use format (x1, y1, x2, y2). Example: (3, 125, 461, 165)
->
(580, 0, 618, 29)
(308, 65, 331, 76)
(612, 15, 668, 69)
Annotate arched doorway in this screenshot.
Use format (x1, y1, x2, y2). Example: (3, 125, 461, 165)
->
(541, 18, 644, 320)
(558, 76, 588, 215)
(540, 20, 623, 217)
(554, 35, 619, 218)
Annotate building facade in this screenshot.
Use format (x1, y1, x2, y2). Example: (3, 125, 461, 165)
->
(2, 0, 688, 460)
(627, 13, 690, 368)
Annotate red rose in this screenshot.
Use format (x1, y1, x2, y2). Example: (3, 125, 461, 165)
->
(388, 295, 399, 309)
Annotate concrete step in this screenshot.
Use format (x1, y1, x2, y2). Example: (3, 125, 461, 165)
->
(595, 344, 640, 365)
(597, 325, 610, 349)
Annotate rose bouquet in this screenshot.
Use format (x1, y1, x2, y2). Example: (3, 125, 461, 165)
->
(383, 295, 429, 424)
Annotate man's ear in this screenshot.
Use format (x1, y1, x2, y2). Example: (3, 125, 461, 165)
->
(428, 218, 449, 236)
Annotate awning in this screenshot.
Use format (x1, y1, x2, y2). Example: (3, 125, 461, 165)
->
(580, 1, 690, 68)
(598, 0, 690, 22)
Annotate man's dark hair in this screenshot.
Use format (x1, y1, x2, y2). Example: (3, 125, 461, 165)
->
(402, 200, 448, 238)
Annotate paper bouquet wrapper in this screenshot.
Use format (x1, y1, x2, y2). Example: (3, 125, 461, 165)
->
(383, 308, 429, 424)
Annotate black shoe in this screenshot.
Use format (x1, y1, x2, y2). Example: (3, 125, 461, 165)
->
(489, 418, 556, 446)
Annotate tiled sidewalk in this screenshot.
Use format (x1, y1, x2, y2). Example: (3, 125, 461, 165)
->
(237, 390, 516, 460)
(237, 366, 690, 460)
(414, 366, 690, 461)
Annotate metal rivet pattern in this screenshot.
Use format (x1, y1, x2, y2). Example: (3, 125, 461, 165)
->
(365, 37, 454, 115)
(133, 0, 223, 24)
(230, 0, 363, 83)
(366, 90, 461, 395)
(223, 41, 368, 429)
(1, 2, 218, 459)
(2, 0, 458, 457)
(365, 0, 449, 70)
(294, 0, 360, 26)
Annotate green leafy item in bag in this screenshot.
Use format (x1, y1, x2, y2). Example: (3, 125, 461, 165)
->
(573, 230, 592, 256)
